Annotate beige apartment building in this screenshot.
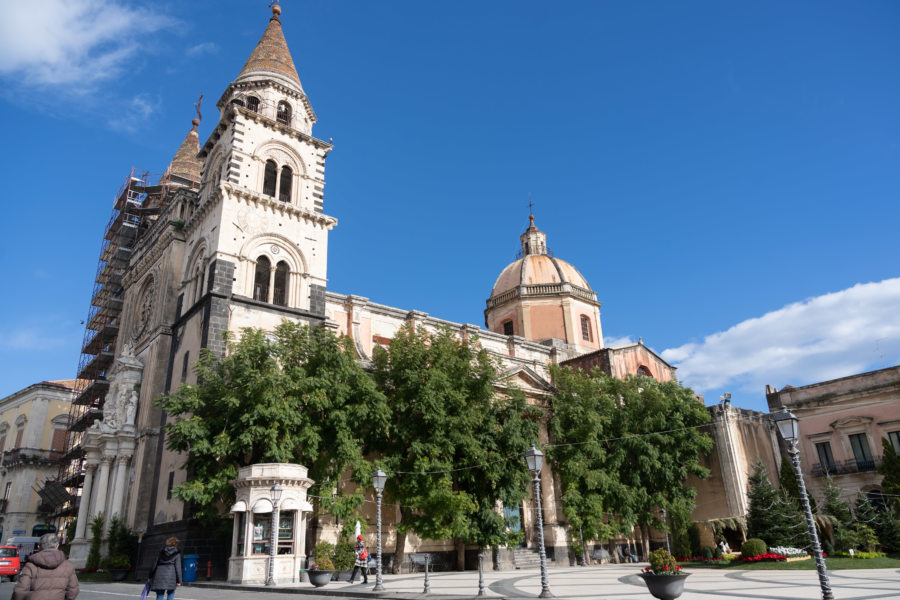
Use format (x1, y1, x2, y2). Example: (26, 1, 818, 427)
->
(0, 380, 74, 541)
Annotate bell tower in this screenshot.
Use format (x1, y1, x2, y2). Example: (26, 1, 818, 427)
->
(184, 3, 336, 351)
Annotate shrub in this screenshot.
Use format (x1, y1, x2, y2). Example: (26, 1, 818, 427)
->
(333, 540, 356, 570)
(822, 539, 834, 555)
(701, 546, 713, 559)
(740, 538, 767, 558)
(688, 524, 702, 556)
(86, 513, 105, 570)
(645, 549, 681, 575)
(312, 541, 335, 571)
(713, 546, 723, 559)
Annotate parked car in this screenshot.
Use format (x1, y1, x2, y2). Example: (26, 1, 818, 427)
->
(0, 546, 21, 581)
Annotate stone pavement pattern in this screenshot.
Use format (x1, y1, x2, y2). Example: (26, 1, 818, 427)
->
(3, 565, 897, 600)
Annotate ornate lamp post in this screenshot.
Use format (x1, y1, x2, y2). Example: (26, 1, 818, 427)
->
(525, 444, 553, 598)
(265, 483, 283, 586)
(372, 468, 387, 592)
(660, 508, 671, 554)
(772, 406, 833, 600)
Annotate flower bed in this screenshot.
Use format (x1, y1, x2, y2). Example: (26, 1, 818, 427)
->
(768, 546, 808, 558)
(740, 552, 787, 563)
(676, 555, 725, 565)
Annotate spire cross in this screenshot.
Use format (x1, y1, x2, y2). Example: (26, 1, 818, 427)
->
(528, 195, 534, 217)
(194, 93, 203, 123)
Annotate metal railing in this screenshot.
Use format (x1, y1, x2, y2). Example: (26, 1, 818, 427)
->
(2, 447, 61, 466)
(811, 456, 882, 477)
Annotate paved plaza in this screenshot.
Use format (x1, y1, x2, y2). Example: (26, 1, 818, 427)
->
(2, 564, 897, 600)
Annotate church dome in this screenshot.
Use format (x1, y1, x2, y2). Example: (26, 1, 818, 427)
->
(488, 215, 596, 303)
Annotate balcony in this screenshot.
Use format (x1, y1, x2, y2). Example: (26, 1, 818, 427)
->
(812, 456, 882, 477)
(2, 447, 60, 467)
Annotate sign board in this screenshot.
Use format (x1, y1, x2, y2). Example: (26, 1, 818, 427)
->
(12, 530, 25, 535)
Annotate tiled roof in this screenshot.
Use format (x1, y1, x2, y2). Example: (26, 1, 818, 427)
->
(167, 120, 202, 182)
(236, 7, 302, 89)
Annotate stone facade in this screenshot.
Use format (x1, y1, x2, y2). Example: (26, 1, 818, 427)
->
(766, 366, 900, 503)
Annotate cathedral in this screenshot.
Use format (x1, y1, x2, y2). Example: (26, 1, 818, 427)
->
(54, 5, 779, 575)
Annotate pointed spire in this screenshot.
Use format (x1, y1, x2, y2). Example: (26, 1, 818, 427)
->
(166, 118, 202, 182)
(235, 3, 303, 91)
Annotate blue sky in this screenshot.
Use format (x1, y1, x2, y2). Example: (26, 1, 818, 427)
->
(0, 1, 898, 411)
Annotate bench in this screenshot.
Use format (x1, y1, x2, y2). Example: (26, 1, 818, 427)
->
(408, 553, 444, 573)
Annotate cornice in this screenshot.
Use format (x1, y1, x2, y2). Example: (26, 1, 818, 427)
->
(223, 183, 337, 230)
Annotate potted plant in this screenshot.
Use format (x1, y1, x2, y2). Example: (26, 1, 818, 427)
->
(308, 542, 335, 587)
(101, 554, 132, 581)
(333, 540, 356, 581)
(639, 549, 689, 600)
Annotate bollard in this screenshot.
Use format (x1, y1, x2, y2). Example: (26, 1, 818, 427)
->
(206, 561, 212, 580)
(423, 554, 430, 594)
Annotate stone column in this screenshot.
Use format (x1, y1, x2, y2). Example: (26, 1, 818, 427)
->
(91, 455, 113, 519)
(74, 463, 97, 539)
(109, 455, 131, 518)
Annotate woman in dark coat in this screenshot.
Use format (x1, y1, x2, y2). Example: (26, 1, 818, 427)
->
(149, 537, 183, 600)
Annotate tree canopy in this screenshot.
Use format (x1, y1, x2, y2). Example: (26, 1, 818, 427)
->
(745, 461, 806, 548)
(158, 322, 388, 523)
(371, 324, 541, 569)
(547, 366, 713, 557)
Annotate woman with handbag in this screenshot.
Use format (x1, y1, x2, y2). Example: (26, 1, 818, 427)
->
(149, 537, 183, 600)
(350, 535, 369, 584)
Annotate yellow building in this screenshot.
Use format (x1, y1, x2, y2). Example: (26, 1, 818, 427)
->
(0, 380, 74, 541)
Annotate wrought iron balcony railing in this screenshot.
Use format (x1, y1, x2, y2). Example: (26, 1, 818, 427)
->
(811, 456, 882, 477)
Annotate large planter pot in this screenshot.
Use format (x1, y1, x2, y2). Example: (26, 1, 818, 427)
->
(308, 570, 334, 587)
(108, 569, 131, 582)
(640, 573, 690, 600)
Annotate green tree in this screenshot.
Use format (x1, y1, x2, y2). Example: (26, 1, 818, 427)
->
(746, 461, 806, 547)
(159, 323, 388, 524)
(779, 454, 817, 513)
(372, 325, 541, 571)
(878, 437, 900, 506)
(608, 375, 713, 558)
(547, 365, 627, 561)
(822, 477, 855, 551)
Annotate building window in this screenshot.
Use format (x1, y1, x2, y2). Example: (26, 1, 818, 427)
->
(252, 514, 271, 554)
(277, 511, 294, 554)
(888, 431, 900, 454)
(231, 98, 244, 108)
(13, 421, 25, 449)
(181, 351, 190, 384)
(636, 365, 653, 378)
(246, 96, 260, 112)
(263, 160, 278, 197)
(273, 261, 289, 306)
(49, 427, 67, 460)
(166, 471, 175, 500)
(815, 441, 836, 472)
(580, 315, 592, 342)
(278, 166, 292, 202)
(849, 433, 874, 470)
(235, 512, 246, 556)
(276, 101, 292, 126)
(3, 483, 10, 500)
(503, 320, 514, 336)
(254, 256, 271, 302)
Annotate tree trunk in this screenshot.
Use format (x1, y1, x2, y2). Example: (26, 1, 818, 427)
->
(608, 539, 619, 564)
(392, 519, 408, 574)
(640, 523, 651, 561)
(492, 546, 500, 571)
(454, 538, 465, 570)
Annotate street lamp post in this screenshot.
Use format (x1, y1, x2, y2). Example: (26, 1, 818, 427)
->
(525, 444, 553, 598)
(265, 483, 283, 586)
(772, 406, 834, 600)
(372, 468, 387, 592)
(660, 508, 671, 554)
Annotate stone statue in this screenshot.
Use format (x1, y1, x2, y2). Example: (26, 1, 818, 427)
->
(124, 389, 138, 425)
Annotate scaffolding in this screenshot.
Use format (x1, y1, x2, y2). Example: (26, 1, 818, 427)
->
(54, 168, 151, 516)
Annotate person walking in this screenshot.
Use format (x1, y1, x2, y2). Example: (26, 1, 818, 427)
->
(350, 534, 369, 584)
(149, 537, 183, 600)
(11, 532, 79, 600)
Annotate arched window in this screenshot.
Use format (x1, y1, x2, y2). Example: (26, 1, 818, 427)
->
(254, 256, 271, 302)
(231, 98, 245, 108)
(580, 315, 593, 342)
(278, 166, 292, 202)
(273, 261, 289, 306)
(276, 101, 292, 126)
(0, 423, 9, 453)
(246, 96, 260, 112)
(637, 365, 653, 378)
(14, 416, 27, 448)
(263, 160, 277, 197)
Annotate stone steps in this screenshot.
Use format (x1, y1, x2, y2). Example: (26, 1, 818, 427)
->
(512, 547, 542, 569)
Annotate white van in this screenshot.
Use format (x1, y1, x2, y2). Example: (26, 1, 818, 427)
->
(6, 537, 40, 560)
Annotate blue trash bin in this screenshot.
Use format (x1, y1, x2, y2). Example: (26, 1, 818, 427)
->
(183, 555, 199, 583)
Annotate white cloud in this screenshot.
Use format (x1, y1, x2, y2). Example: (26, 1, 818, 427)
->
(0, 0, 175, 88)
(603, 335, 636, 348)
(662, 278, 900, 396)
(108, 92, 160, 132)
(187, 42, 218, 57)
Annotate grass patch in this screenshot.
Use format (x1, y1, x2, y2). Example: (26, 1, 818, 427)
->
(679, 554, 900, 571)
